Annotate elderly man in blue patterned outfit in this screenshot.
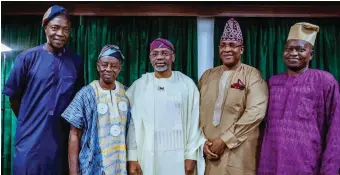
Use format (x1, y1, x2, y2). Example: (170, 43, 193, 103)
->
(62, 45, 131, 175)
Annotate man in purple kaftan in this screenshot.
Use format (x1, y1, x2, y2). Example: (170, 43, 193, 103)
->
(258, 22, 340, 174)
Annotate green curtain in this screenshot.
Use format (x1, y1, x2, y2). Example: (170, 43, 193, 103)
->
(1, 15, 198, 175)
(214, 17, 340, 81)
(1, 51, 21, 175)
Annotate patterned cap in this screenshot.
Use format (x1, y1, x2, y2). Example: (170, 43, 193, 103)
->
(42, 5, 69, 27)
(150, 38, 175, 52)
(220, 18, 243, 44)
(98, 45, 125, 62)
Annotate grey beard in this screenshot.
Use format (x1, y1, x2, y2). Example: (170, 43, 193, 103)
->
(154, 65, 168, 72)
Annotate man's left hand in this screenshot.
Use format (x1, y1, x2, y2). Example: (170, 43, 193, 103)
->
(184, 159, 196, 175)
(210, 138, 227, 157)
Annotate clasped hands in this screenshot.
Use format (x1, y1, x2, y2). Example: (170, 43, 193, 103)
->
(203, 138, 227, 160)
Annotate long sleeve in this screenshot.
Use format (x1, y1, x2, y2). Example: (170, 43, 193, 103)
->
(220, 71, 269, 149)
(3, 52, 28, 99)
(126, 80, 139, 161)
(127, 117, 138, 161)
(321, 78, 340, 174)
(185, 82, 205, 160)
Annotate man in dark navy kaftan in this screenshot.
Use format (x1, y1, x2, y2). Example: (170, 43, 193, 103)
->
(3, 5, 83, 175)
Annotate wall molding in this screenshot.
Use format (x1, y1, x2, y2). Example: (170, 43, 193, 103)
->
(2, 2, 340, 17)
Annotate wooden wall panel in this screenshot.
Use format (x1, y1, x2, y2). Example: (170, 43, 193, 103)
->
(2, 1, 340, 17)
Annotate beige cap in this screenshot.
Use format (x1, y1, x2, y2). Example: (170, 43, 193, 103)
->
(287, 22, 319, 46)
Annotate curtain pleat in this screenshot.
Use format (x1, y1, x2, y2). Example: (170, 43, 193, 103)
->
(214, 17, 340, 81)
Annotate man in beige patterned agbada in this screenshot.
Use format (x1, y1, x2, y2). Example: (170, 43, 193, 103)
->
(199, 18, 269, 175)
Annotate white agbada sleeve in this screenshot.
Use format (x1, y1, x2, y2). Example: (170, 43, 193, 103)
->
(184, 77, 206, 175)
(127, 118, 137, 161)
(126, 81, 138, 161)
(185, 84, 201, 160)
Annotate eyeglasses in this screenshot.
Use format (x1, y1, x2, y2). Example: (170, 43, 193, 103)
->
(150, 51, 173, 58)
(218, 44, 242, 49)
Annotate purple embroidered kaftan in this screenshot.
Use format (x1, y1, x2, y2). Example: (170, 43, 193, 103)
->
(258, 69, 340, 175)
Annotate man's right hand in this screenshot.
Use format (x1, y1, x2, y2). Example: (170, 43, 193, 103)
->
(203, 140, 219, 160)
(128, 161, 143, 175)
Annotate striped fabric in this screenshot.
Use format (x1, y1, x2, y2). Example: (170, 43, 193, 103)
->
(62, 80, 130, 175)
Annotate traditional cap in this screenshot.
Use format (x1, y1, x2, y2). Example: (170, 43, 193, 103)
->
(98, 45, 125, 62)
(150, 38, 175, 52)
(221, 18, 243, 44)
(42, 5, 69, 27)
(287, 22, 319, 46)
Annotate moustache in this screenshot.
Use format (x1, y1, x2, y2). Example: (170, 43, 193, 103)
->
(220, 51, 233, 54)
(153, 60, 167, 64)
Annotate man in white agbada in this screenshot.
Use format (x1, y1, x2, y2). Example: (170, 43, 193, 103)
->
(126, 38, 206, 175)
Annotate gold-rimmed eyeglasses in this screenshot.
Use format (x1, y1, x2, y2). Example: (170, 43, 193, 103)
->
(218, 44, 242, 49)
(149, 51, 173, 58)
